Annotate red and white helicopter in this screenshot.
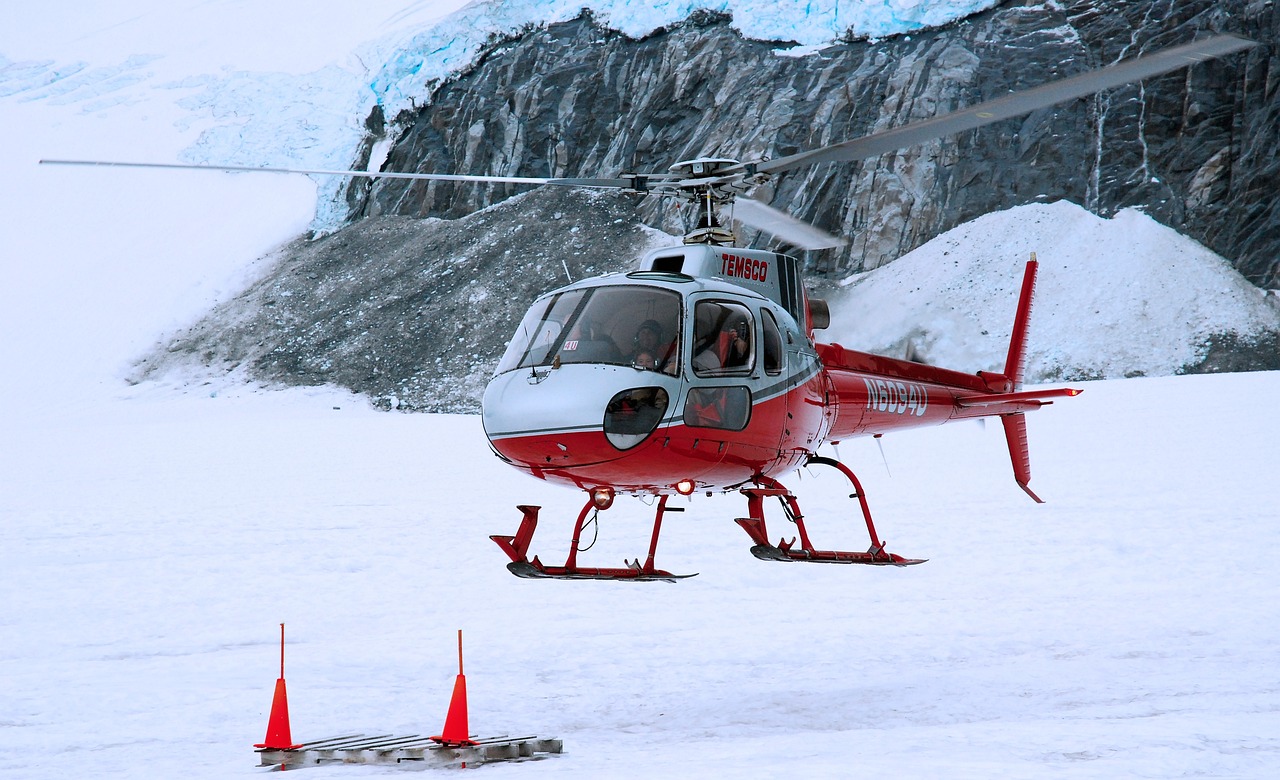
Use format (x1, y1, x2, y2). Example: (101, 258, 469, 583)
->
(44, 34, 1255, 581)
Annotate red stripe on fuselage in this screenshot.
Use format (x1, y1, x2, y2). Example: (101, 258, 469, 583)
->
(488, 386, 813, 492)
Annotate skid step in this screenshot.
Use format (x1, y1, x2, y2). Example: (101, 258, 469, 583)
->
(256, 732, 563, 768)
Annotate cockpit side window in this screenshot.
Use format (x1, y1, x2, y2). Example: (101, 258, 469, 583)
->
(692, 300, 755, 377)
(762, 309, 783, 375)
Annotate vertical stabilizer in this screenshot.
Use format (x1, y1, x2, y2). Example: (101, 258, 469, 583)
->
(1002, 255, 1043, 502)
(1003, 255, 1038, 391)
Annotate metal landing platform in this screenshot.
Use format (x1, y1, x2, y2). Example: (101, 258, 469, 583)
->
(256, 733, 563, 769)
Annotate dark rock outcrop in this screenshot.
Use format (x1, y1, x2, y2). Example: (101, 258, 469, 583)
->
(1182, 330, 1280, 374)
(349, 0, 1278, 286)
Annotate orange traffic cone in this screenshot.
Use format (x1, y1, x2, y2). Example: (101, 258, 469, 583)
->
(255, 623, 302, 750)
(431, 630, 477, 746)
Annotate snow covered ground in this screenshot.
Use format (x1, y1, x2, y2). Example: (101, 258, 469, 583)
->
(5, 371, 1279, 778)
(4, 2, 1279, 778)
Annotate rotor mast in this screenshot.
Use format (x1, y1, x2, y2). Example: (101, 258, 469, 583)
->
(668, 158, 750, 246)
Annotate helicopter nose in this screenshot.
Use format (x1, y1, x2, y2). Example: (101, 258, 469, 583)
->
(481, 366, 674, 469)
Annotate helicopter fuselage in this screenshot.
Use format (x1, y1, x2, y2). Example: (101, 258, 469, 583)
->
(480, 244, 1042, 496)
(481, 246, 823, 493)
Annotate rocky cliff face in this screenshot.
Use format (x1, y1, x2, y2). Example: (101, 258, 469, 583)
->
(349, 0, 1279, 287)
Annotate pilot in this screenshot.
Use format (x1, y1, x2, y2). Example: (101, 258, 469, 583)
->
(630, 319, 677, 374)
(630, 320, 662, 364)
(632, 319, 661, 353)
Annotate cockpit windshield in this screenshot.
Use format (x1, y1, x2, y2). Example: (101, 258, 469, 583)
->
(496, 285, 682, 375)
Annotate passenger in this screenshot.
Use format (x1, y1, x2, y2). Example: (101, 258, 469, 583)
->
(724, 319, 750, 368)
(693, 318, 750, 373)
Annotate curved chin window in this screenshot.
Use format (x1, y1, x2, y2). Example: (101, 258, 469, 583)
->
(604, 387, 669, 450)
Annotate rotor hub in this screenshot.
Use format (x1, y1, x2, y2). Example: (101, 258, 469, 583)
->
(669, 158, 739, 178)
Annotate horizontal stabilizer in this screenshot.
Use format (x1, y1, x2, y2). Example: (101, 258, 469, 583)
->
(955, 387, 1081, 408)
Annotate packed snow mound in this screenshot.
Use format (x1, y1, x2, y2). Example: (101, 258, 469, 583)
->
(827, 200, 1280, 381)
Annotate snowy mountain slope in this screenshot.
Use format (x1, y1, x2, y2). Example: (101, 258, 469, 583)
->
(4, 1, 1274, 403)
(1, 0, 444, 413)
(130, 188, 678, 413)
(829, 200, 1280, 381)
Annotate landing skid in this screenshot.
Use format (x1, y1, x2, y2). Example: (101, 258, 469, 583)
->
(743, 539, 925, 566)
(747, 537, 926, 563)
(505, 560, 697, 583)
(735, 456, 926, 567)
(491, 497, 697, 583)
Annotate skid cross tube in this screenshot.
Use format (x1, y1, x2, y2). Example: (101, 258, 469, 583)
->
(490, 494, 696, 581)
(806, 455, 887, 552)
(733, 457, 925, 566)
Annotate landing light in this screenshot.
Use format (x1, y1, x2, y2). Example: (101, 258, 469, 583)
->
(591, 487, 615, 510)
(675, 479, 696, 496)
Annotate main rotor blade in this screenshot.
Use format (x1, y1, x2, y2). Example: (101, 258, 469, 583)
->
(744, 34, 1257, 177)
(37, 158, 654, 190)
(732, 197, 846, 249)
